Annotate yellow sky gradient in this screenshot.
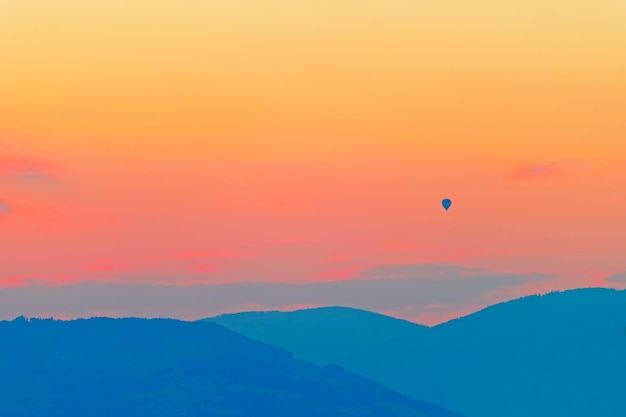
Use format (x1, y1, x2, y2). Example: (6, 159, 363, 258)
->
(3, 1, 625, 157)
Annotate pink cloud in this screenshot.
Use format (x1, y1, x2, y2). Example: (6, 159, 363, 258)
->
(0, 199, 67, 224)
(37, 274, 83, 287)
(0, 276, 26, 288)
(74, 249, 237, 284)
(594, 269, 626, 287)
(0, 274, 86, 289)
(0, 156, 55, 179)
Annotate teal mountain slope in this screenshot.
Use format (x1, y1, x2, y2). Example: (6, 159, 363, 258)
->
(206, 288, 626, 417)
(207, 306, 428, 365)
(0, 317, 465, 417)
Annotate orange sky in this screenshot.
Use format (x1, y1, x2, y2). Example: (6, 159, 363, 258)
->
(1, 1, 625, 322)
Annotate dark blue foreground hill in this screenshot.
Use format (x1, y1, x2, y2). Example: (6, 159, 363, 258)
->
(0, 317, 464, 417)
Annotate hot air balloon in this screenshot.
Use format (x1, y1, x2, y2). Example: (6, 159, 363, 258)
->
(442, 198, 452, 211)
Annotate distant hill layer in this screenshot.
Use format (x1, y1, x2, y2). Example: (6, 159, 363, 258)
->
(207, 288, 626, 417)
(208, 306, 428, 366)
(0, 317, 464, 417)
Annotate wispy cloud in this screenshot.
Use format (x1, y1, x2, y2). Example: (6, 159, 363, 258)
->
(0, 263, 558, 325)
(0, 156, 54, 179)
(508, 164, 563, 180)
(0, 276, 24, 288)
(603, 270, 626, 284)
(0, 200, 12, 215)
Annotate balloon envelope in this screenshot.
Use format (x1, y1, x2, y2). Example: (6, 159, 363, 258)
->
(442, 198, 452, 211)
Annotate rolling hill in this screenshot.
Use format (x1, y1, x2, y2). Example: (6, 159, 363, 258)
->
(207, 288, 626, 417)
(0, 316, 464, 417)
(208, 306, 428, 365)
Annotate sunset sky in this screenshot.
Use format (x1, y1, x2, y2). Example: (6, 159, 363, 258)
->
(1, 1, 625, 324)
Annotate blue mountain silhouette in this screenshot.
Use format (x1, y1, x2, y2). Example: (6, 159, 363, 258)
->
(207, 288, 626, 417)
(0, 317, 464, 417)
(208, 306, 428, 365)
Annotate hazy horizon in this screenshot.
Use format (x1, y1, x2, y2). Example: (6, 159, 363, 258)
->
(2, 280, 624, 326)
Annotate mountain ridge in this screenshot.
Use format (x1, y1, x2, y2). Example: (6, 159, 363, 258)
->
(207, 287, 626, 417)
(0, 316, 465, 417)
